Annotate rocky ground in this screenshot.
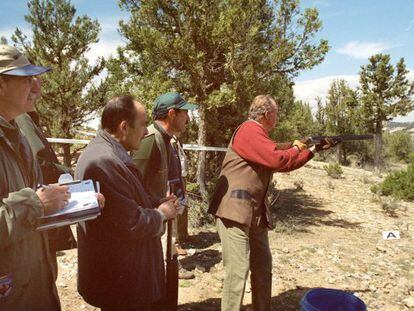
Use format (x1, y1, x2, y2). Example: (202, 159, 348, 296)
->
(57, 160, 414, 310)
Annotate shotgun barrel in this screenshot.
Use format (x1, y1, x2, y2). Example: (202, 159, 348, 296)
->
(307, 134, 374, 146)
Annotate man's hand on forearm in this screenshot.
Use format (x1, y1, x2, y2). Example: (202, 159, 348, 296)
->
(292, 139, 308, 151)
(36, 184, 70, 215)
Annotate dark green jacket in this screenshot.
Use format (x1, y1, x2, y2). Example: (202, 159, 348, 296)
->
(132, 123, 169, 200)
(15, 113, 76, 253)
(0, 116, 60, 310)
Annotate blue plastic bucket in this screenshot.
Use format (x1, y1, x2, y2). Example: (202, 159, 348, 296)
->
(300, 288, 367, 311)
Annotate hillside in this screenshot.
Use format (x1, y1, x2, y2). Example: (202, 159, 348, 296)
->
(57, 160, 414, 310)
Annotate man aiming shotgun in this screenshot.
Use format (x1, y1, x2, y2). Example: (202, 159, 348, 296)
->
(208, 94, 338, 311)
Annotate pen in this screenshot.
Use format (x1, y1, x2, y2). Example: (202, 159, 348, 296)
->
(37, 184, 50, 191)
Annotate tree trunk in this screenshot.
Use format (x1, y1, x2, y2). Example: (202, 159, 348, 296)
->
(196, 105, 208, 200)
(62, 143, 71, 167)
(337, 143, 344, 165)
(343, 147, 347, 165)
(374, 121, 383, 173)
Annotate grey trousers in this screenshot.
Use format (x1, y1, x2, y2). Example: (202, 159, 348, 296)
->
(217, 218, 272, 311)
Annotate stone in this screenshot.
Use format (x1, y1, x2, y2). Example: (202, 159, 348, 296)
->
(403, 296, 414, 308)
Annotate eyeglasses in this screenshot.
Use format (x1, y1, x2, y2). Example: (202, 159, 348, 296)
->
(1, 75, 39, 84)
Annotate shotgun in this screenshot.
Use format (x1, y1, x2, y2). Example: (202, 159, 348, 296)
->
(165, 179, 180, 311)
(306, 134, 374, 146)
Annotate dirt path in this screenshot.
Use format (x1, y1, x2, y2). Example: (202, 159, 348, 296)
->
(57, 160, 414, 310)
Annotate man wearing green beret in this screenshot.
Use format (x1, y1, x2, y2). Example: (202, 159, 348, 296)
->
(132, 92, 197, 281)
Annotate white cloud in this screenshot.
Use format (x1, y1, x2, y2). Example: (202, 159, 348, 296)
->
(293, 74, 359, 107)
(293, 71, 414, 123)
(85, 15, 125, 64)
(336, 41, 397, 59)
(85, 38, 124, 64)
(1, 17, 124, 65)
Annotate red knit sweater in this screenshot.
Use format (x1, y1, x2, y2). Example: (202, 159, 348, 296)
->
(232, 120, 313, 172)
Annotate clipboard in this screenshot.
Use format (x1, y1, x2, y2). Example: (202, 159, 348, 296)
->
(36, 177, 101, 231)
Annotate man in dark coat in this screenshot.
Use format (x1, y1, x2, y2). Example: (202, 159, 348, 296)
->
(75, 96, 179, 311)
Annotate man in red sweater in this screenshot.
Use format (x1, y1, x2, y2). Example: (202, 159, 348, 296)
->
(209, 94, 335, 311)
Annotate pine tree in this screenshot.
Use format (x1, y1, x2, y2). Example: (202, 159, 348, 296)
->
(12, 0, 106, 166)
(325, 79, 359, 164)
(359, 54, 414, 171)
(314, 97, 326, 135)
(114, 0, 329, 198)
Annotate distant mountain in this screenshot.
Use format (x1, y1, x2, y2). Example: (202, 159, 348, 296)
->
(388, 121, 414, 130)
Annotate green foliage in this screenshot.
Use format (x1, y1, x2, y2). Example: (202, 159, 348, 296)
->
(314, 97, 326, 135)
(370, 183, 380, 195)
(187, 197, 215, 228)
(0, 36, 7, 44)
(324, 79, 360, 164)
(376, 163, 414, 201)
(384, 131, 414, 163)
(359, 54, 414, 170)
(12, 0, 106, 166)
(113, 0, 329, 196)
(323, 163, 343, 179)
(273, 100, 317, 142)
(325, 79, 358, 135)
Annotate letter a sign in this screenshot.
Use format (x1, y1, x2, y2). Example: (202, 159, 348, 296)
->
(382, 231, 400, 240)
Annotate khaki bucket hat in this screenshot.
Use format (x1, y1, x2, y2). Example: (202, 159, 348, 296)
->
(0, 44, 51, 76)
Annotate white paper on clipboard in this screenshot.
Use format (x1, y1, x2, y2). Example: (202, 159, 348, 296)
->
(37, 177, 100, 231)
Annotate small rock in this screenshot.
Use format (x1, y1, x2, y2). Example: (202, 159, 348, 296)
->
(282, 248, 289, 254)
(368, 285, 377, 292)
(195, 265, 206, 273)
(376, 245, 387, 253)
(403, 297, 414, 308)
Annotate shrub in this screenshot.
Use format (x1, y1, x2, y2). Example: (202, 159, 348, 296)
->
(324, 163, 343, 179)
(187, 197, 215, 228)
(380, 200, 399, 217)
(293, 179, 304, 190)
(372, 161, 414, 201)
(384, 131, 414, 163)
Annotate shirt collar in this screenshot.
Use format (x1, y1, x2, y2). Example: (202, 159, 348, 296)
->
(154, 121, 173, 141)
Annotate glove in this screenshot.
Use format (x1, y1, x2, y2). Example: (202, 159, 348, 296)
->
(292, 139, 308, 151)
(315, 138, 337, 152)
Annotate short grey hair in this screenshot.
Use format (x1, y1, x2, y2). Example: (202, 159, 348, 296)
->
(248, 95, 277, 121)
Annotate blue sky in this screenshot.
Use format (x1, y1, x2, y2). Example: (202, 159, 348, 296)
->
(1, 0, 413, 122)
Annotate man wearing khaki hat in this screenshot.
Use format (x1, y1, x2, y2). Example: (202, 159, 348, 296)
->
(0, 44, 70, 310)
